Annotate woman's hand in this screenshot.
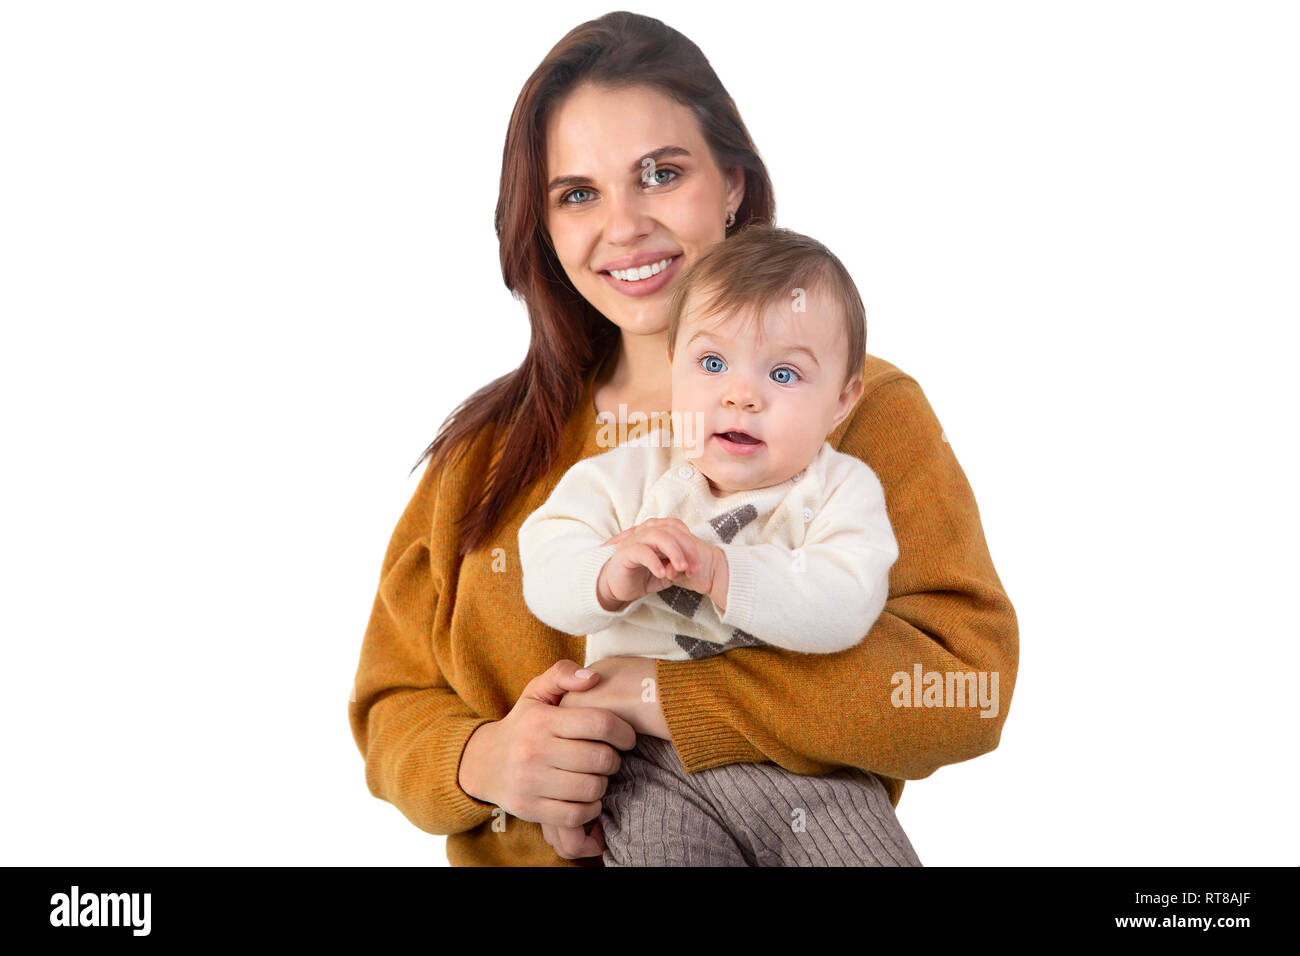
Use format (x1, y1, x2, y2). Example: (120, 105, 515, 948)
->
(557, 656, 671, 740)
(457, 660, 637, 860)
(544, 656, 673, 859)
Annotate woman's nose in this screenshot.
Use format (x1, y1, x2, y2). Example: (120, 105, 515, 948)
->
(601, 191, 655, 245)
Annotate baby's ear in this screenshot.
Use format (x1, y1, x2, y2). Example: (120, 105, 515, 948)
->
(832, 374, 865, 428)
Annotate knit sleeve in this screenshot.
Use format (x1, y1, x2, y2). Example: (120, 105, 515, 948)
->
(347, 455, 497, 836)
(715, 459, 898, 653)
(654, 375, 1020, 784)
(517, 444, 657, 637)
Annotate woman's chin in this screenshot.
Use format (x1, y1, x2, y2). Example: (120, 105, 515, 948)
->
(607, 308, 670, 336)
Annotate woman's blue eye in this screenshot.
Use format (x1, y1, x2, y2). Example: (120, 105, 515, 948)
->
(701, 355, 726, 373)
(559, 168, 678, 206)
(772, 367, 799, 384)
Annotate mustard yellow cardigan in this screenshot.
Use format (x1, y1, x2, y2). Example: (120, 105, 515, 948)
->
(348, 354, 1019, 865)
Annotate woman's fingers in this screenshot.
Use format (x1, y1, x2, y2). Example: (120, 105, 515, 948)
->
(534, 765, 610, 805)
(478, 662, 637, 834)
(502, 737, 613, 824)
(546, 736, 623, 777)
(530, 795, 604, 830)
(519, 658, 600, 706)
(550, 704, 638, 751)
(542, 821, 605, 860)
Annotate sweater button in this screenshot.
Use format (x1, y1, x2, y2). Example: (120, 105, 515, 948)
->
(677, 466, 693, 480)
(802, 507, 814, 523)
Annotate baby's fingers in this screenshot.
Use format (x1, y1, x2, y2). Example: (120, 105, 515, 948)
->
(644, 527, 702, 574)
(644, 574, 675, 593)
(626, 543, 672, 579)
(601, 527, 636, 548)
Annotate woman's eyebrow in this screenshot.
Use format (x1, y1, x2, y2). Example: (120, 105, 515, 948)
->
(547, 145, 692, 192)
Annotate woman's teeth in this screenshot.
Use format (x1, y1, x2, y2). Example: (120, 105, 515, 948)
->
(607, 256, 676, 282)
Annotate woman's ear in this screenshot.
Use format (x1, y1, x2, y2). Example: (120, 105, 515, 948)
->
(725, 166, 746, 217)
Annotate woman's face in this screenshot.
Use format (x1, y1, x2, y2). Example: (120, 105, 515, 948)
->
(543, 82, 745, 338)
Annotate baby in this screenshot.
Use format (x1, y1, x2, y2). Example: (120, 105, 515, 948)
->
(518, 223, 920, 866)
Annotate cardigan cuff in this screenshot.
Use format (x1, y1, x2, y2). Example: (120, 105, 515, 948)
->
(437, 715, 501, 831)
(715, 543, 760, 633)
(576, 543, 625, 625)
(362, 689, 500, 835)
(654, 656, 767, 773)
(576, 542, 657, 630)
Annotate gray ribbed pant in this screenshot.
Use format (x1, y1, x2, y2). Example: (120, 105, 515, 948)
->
(600, 734, 922, 867)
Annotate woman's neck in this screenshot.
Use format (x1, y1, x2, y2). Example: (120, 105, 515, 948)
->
(594, 331, 673, 414)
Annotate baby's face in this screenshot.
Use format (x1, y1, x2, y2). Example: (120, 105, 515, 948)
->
(671, 284, 864, 495)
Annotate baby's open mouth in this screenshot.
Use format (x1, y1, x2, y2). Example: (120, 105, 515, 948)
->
(717, 431, 761, 445)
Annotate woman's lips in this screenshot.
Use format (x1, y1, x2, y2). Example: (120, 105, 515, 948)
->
(598, 255, 682, 298)
(714, 432, 764, 455)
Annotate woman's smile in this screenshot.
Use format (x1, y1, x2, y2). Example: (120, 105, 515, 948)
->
(598, 253, 684, 297)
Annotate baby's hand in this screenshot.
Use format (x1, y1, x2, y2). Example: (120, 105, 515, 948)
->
(596, 518, 721, 610)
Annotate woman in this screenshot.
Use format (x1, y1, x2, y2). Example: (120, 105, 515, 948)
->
(348, 10, 1018, 866)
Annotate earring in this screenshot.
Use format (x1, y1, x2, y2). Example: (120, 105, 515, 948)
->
(725, 210, 736, 229)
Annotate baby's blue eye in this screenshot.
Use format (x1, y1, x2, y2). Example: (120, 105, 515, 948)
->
(772, 367, 798, 384)
(702, 355, 726, 373)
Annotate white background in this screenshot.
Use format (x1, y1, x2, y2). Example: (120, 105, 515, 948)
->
(2, 0, 1296, 866)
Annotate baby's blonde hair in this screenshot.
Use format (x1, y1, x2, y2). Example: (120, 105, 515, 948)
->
(665, 222, 867, 389)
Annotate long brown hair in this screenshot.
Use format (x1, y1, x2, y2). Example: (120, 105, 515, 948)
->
(414, 10, 777, 556)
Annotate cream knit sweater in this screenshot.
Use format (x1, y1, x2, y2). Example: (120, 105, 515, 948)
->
(517, 430, 899, 664)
